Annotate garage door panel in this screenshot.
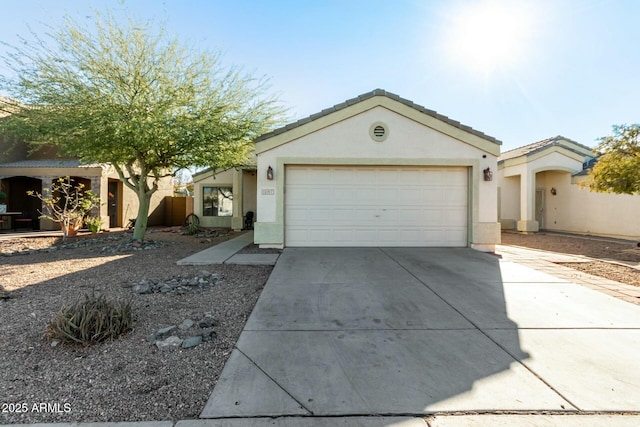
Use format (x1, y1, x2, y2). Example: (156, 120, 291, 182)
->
(445, 188, 468, 204)
(285, 166, 468, 247)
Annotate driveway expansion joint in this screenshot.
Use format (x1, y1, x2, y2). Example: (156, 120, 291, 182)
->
(235, 347, 314, 415)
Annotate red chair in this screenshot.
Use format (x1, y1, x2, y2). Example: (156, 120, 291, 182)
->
(13, 213, 34, 231)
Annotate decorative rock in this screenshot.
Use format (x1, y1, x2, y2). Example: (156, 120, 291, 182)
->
(146, 333, 157, 343)
(179, 319, 195, 330)
(50, 339, 61, 348)
(155, 336, 183, 349)
(156, 325, 177, 339)
(181, 336, 202, 349)
(130, 272, 224, 295)
(2, 234, 169, 257)
(200, 328, 216, 342)
(198, 318, 214, 328)
(134, 282, 152, 294)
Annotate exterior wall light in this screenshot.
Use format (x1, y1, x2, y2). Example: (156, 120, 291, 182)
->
(266, 166, 274, 180)
(483, 167, 493, 181)
(550, 187, 557, 195)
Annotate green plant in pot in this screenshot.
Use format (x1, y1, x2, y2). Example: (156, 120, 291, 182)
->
(85, 216, 102, 233)
(28, 177, 99, 241)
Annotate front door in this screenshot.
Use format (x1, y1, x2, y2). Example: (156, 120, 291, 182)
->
(108, 180, 119, 228)
(535, 189, 544, 230)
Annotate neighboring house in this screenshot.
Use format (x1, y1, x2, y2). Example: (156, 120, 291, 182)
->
(192, 164, 257, 231)
(252, 89, 502, 251)
(0, 133, 172, 231)
(498, 136, 640, 240)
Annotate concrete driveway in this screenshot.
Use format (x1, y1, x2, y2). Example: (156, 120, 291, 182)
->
(202, 247, 640, 418)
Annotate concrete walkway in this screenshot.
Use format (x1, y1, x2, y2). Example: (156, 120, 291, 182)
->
(497, 244, 640, 306)
(3, 414, 640, 427)
(176, 231, 279, 266)
(202, 246, 640, 422)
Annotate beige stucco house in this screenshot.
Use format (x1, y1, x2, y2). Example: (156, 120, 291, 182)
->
(0, 137, 172, 231)
(189, 90, 638, 248)
(498, 136, 640, 240)
(192, 165, 257, 231)
(252, 89, 502, 251)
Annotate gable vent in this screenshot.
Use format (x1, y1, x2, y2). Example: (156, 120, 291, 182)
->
(369, 122, 389, 142)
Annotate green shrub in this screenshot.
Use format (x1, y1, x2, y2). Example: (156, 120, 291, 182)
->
(84, 216, 102, 233)
(46, 293, 133, 345)
(183, 221, 200, 235)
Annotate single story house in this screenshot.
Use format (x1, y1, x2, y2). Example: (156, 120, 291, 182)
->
(252, 89, 501, 251)
(192, 165, 257, 231)
(498, 136, 640, 240)
(191, 90, 639, 249)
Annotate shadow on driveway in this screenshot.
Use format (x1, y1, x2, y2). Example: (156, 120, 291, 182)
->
(202, 247, 640, 417)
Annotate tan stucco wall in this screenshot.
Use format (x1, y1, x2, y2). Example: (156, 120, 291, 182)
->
(256, 106, 500, 249)
(499, 146, 640, 240)
(242, 169, 257, 217)
(104, 167, 173, 228)
(499, 150, 585, 232)
(498, 174, 520, 229)
(193, 168, 235, 229)
(539, 172, 640, 240)
(0, 165, 172, 231)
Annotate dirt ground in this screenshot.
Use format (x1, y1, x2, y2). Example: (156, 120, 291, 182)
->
(0, 227, 272, 423)
(501, 231, 640, 288)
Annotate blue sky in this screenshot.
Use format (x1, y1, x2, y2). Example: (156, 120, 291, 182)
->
(0, 0, 638, 151)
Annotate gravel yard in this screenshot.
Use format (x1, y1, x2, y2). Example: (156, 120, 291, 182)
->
(2, 228, 638, 423)
(0, 228, 272, 423)
(501, 231, 640, 288)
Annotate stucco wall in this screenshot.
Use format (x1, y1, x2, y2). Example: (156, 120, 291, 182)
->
(256, 106, 500, 249)
(540, 171, 640, 240)
(498, 174, 520, 229)
(192, 169, 235, 228)
(104, 170, 172, 228)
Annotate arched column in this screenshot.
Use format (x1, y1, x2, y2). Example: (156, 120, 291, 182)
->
(516, 170, 539, 232)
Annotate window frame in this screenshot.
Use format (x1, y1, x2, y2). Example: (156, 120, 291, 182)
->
(202, 186, 233, 217)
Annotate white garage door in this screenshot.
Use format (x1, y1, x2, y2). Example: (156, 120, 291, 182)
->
(285, 166, 468, 247)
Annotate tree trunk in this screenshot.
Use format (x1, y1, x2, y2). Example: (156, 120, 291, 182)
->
(132, 188, 151, 241)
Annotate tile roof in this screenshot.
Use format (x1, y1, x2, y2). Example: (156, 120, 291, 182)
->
(498, 136, 595, 163)
(255, 89, 502, 145)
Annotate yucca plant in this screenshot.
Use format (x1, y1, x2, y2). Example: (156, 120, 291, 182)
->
(46, 293, 133, 345)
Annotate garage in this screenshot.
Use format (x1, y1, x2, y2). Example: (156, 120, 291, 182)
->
(254, 89, 501, 252)
(285, 165, 468, 247)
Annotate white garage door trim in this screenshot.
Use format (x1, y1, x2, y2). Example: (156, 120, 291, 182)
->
(285, 165, 469, 247)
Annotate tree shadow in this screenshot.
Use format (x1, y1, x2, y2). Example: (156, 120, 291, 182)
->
(202, 247, 570, 417)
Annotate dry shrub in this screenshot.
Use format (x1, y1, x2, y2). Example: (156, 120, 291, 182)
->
(46, 293, 132, 344)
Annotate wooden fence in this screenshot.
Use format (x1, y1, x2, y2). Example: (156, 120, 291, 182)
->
(163, 196, 194, 226)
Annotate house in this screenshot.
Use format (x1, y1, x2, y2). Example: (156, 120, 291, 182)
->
(498, 136, 640, 240)
(190, 90, 638, 248)
(252, 89, 501, 251)
(0, 132, 172, 231)
(191, 164, 257, 231)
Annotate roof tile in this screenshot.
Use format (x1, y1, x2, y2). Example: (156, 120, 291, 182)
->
(255, 89, 502, 145)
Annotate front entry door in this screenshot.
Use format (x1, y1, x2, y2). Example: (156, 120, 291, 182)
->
(535, 189, 544, 230)
(108, 180, 119, 228)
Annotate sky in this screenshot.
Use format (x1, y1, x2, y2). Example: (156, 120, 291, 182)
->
(0, 0, 638, 152)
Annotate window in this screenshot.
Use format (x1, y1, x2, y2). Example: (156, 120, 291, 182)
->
(203, 186, 233, 217)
